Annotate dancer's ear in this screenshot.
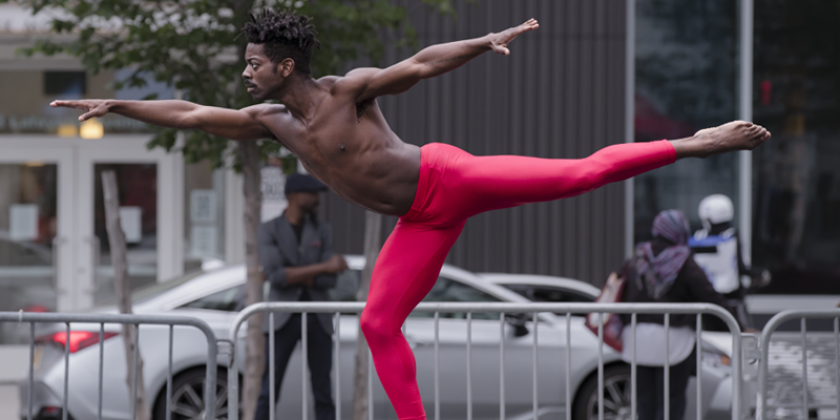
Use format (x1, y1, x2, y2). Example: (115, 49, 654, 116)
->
(276, 58, 295, 78)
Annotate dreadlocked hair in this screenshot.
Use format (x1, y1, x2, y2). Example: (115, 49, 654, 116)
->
(242, 9, 321, 75)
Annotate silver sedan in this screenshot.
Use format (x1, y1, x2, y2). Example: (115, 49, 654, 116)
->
(20, 257, 736, 420)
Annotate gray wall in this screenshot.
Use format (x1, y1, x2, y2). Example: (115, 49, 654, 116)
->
(321, 0, 629, 286)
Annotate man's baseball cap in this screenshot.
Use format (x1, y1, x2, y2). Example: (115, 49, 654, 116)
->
(284, 173, 328, 195)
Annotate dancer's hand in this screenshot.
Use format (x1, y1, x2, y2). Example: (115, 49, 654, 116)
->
(489, 19, 539, 56)
(51, 99, 110, 121)
(323, 255, 348, 274)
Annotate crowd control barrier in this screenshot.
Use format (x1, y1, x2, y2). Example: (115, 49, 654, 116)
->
(758, 310, 840, 420)
(228, 302, 744, 420)
(0, 311, 219, 420)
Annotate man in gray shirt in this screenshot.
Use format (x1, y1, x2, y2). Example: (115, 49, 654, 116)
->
(256, 173, 347, 420)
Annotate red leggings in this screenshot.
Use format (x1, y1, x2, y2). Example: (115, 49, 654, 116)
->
(359, 140, 676, 420)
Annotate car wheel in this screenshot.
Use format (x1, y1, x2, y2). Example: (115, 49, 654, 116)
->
(153, 367, 230, 420)
(572, 364, 632, 420)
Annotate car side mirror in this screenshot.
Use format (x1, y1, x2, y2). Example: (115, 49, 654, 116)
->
(504, 313, 530, 337)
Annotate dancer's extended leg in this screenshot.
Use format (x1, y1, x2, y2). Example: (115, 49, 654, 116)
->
(430, 139, 676, 220)
(360, 139, 677, 420)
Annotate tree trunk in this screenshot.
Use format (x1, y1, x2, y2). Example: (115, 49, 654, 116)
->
(239, 140, 266, 420)
(352, 211, 382, 420)
(101, 171, 151, 420)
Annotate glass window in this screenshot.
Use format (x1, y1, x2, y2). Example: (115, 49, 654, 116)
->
(413, 277, 501, 320)
(634, 0, 741, 242)
(95, 269, 204, 307)
(180, 284, 245, 312)
(0, 163, 58, 344)
(184, 161, 226, 272)
(92, 164, 158, 304)
(752, 0, 840, 294)
(502, 285, 595, 304)
(130, 270, 204, 304)
(44, 71, 86, 95)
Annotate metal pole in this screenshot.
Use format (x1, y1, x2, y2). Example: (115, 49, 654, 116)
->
(597, 313, 604, 420)
(802, 318, 808, 420)
(98, 323, 105, 420)
(696, 315, 702, 420)
(28, 322, 34, 420)
(624, 0, 637, 259)
(467, 312, 473, 420)
(738, 0, 755, 262)
(532, 312, 538, 420)
(132, 325, 139, 420)
(836, 318, 839, 420)
(664, 314, 670, 420)
(334, 313, 341, 420)
(63, 323, 69, 420)
(269, 314, 275, 420)
(303, 313, 308, 420)
(368, 347, 373, 420)
(500, 312, 505, 420)
(167, 324, 173, 420)
(631, 313, 637, 420)
(434, 311, 440, 420)
(566, 313, 571, 420)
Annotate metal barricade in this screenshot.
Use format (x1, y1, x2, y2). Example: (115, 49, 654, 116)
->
(0, 311, 219, 420)
(228, 301, 743, 420)
(758, 310, 840, 420)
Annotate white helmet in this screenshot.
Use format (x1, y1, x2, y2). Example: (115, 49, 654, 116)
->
(698, 194, 734, 231)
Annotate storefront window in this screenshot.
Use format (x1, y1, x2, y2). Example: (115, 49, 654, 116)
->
(0, 164, 58, 343)
(634, 0, 740, 243)
(184, 161, 226, 273)
(92, 164, 159, 304)
(752, 0, 840, 294)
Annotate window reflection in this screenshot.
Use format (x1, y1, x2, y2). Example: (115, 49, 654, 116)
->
(634, 0, 740, 242)
(93, 164, 158, 304)
(752, 0, 840, 294)
(0, 164, 58, 343)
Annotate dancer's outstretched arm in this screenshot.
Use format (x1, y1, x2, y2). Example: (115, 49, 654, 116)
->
(50, 99, 275, 141)
(345, 19, 539, 101)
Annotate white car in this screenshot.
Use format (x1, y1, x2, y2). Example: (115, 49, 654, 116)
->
(20, 258, 736, 420)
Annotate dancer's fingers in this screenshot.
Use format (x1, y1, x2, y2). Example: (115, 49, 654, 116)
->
(79, 110, 101, 121)
(51, 100, 88, 110)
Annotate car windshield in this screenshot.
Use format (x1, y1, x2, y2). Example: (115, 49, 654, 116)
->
(95, 270, 205, 307)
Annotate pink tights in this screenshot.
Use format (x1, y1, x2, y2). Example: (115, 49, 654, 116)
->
(359, 140, 676, 419)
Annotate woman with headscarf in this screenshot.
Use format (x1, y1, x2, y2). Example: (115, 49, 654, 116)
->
(620, 209, 745, 420)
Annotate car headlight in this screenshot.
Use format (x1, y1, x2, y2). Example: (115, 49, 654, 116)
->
(702, 350, 732, 370)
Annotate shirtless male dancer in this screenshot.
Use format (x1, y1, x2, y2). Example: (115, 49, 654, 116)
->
(52, 10, 770, 420)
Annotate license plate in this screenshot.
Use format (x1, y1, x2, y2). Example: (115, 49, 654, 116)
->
(32, 346, 43, 370)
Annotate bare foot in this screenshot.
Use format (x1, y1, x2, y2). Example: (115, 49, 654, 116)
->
(670, 121, 771, 159)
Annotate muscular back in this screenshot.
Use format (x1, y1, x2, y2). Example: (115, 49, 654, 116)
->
(259, 76, 421, 216)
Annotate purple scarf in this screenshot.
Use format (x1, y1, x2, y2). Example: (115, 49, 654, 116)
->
(637, 210, 692, 299)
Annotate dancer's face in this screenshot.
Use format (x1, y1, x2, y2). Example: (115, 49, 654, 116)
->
(242, 43, 292, 100)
